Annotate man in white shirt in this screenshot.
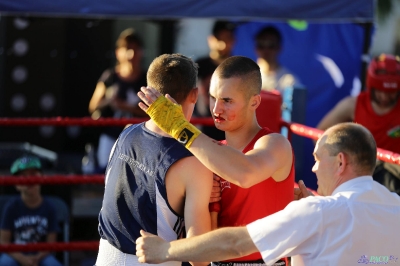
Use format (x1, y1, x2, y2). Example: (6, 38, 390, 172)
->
(135, 122, 400, 266)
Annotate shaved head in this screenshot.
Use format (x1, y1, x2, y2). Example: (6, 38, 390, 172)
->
(323, 123, 377, 175)
(214, 56, 261, 100)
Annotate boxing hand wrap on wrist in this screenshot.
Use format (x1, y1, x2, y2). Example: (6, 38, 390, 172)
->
(146, 95, 201, 148)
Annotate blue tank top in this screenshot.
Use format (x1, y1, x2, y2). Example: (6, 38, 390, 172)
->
(98, 122, 193, 255)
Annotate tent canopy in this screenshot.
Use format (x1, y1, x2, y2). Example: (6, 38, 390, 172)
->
(0, 0, 374, 21)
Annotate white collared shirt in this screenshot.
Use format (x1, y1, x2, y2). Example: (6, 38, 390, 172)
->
(247, 176, 400, 266)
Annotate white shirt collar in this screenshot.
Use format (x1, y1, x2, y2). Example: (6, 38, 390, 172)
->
(331, 176, 373, 195)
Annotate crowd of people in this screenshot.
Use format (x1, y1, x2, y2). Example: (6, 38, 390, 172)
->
(1, 20, 400, 266)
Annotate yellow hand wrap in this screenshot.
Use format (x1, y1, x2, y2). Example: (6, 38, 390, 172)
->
(146, 95, 201, 148)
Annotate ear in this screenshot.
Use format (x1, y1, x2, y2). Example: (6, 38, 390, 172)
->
(190, 87, 199, 104)
(336, 152, 347, 175)
(250, 94, 261, 110)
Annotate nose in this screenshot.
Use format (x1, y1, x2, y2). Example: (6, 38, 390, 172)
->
(212, 98, 223, 115)
(311, 163, 317, 173)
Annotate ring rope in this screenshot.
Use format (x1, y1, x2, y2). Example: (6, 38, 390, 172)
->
(289, 122, 323, 140)
(0, 175, 104, 185)
(0, 117, 215, 126)
(0, 241, 99, 252)
(289, 122, 400, 165)
(0, 118, 398, 165)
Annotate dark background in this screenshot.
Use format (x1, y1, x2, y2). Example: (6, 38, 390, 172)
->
(0, 16, 176, 173)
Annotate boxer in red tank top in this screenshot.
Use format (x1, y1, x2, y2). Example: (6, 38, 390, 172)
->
(354, 91, 400, 154)
(211, 127, 294, 265)
(317, 54, 400, 195)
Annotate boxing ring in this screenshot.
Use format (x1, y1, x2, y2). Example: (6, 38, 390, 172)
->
(0, 117, 399, 264)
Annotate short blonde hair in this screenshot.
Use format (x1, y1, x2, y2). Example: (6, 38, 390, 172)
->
(147, 54, 198, 104)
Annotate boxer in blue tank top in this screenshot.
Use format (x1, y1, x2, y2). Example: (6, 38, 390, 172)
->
(96, 54, 214, 266)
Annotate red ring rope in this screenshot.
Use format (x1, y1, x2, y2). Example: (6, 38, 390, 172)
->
(0, 117, 215, 126)
(377, 148, 400, 166)
(290, 122, 323, 141)
(0, 175, 104, 185)
(0, 241, 99, 252)
(289, 122, 400, 165)
(0, 118, 398, 165)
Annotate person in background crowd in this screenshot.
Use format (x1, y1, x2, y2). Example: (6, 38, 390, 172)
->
(89, 28, 148, 172)
(0, 155, 62, 266)
(194, 20, 237, 141)
(254, 26, 301, 93)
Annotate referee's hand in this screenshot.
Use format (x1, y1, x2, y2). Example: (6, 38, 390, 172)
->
(136, 230, 169, 264)
(294, 180, 313, 200)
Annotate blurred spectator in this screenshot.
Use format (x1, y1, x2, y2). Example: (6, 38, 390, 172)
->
(254, 26, 302, 93)
(0, 155, 62, 266)
(194, 20, 236, 141)
(88, 28, 148, 172)
(317, 54, 400, 195)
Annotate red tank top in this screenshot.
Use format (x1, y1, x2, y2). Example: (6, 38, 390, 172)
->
(218, 127, 295, 262)
(355, 92, 400, 154)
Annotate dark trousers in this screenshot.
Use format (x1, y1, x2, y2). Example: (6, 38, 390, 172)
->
(373, 161, 400, 195)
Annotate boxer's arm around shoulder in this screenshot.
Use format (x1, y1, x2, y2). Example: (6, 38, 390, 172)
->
(136, 227, 258, 264)
(137, 88, 292, 187)
(189, 132, 292, 188)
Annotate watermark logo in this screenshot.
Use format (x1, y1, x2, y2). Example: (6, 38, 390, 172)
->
(358, 255, 398, 264)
